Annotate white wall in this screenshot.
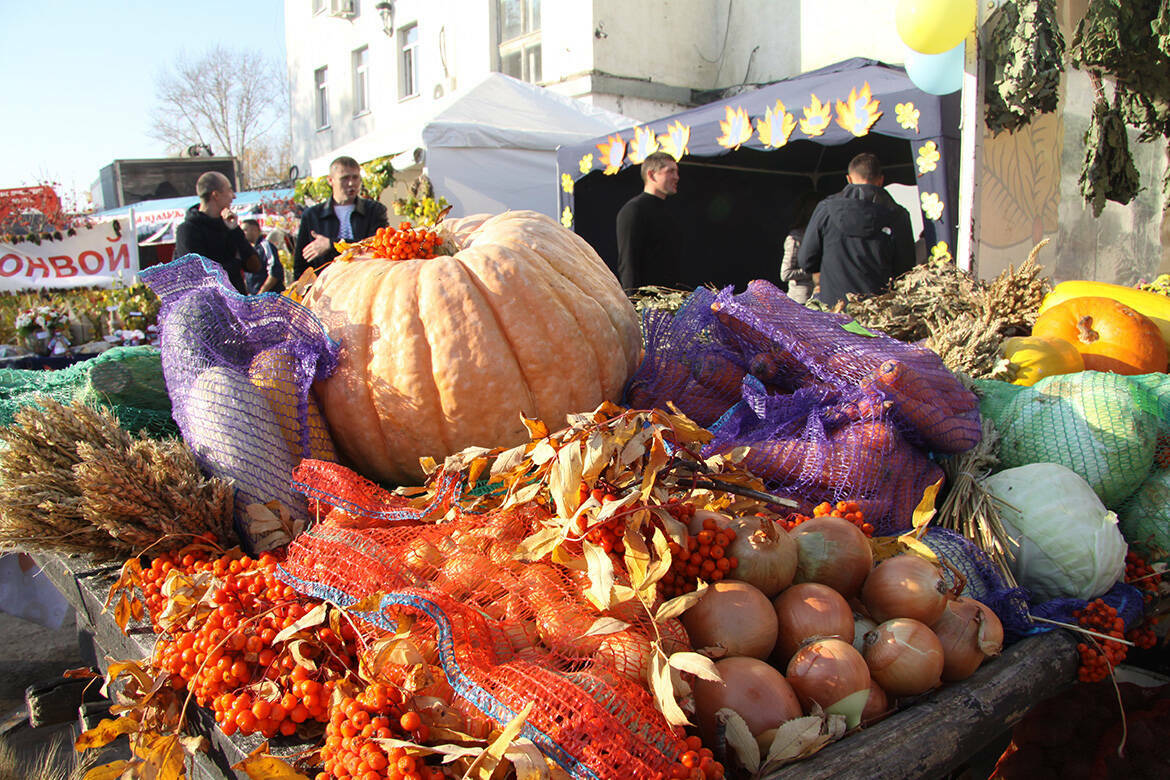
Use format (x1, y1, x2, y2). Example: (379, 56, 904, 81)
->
(798, 0, 908, 72)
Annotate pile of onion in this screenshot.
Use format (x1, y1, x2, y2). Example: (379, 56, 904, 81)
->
(862, 618, 944, 697)
(791, 516, 874, 598)
(785, 638, 872, 728)
(681, 580, 778, 659)
(930, 597, 1004, 682)
(861, 554, 950, 624)
(771, 582, 854, 665)
(692, 656, 802, 741)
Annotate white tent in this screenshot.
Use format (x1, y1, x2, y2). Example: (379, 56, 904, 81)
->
(421, 74, 633, 218)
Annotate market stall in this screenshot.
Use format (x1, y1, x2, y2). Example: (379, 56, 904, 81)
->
(556, 58, 960, 289)
(2, 210, 1167, 780)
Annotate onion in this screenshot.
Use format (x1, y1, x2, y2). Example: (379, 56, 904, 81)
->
(725, 517, 798, 597)
(791, 516, 874, 598)
(785, 638, 872, 728)
(688, 509, 735, 534)
(930, 597, 1004, 682)
(861, 554, 950, 625)
(851, 612, 878, 655)
(863, 618, 944, 697)
(692, 656, 802, 742)
(682, 580, 778, 659)
(771, 583, 854, 666)
(861, 685, 889, 724)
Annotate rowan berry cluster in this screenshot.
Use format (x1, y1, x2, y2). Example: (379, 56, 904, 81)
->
(660, 510, 738, 599)
(1124, 551, 1163, 603)
(368, 223, 444, 261)
(666, 734, 725, 779)
(781, 500, 873, 536)
(319, 682, 442, 780)
(1074, 600, 1127, 683)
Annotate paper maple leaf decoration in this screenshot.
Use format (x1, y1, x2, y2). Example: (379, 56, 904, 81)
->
(627, 126, 661, 165)
(596, 134, 626, 175)
(835, 83, 883, 137)
(756, 100, 797, 149)
(716, 106, 753, 150)
(656, 121, 690, 160)
(800, 94, 832, 137)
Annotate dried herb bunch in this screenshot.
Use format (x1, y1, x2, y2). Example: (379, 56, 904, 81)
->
(0, 399, 234, 558)
(843, 242, 1052, 378)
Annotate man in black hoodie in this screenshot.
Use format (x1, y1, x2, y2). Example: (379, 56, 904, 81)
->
(173, 171, 261, 294)
(798, 153, 915, 307)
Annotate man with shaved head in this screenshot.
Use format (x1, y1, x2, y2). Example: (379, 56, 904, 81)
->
(174, 170, 261, 293)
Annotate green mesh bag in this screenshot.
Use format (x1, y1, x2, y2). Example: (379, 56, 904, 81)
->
(0, 346, 177, 437)
(995, 372, 1161, 508)
(1119, 466, 1170, 566)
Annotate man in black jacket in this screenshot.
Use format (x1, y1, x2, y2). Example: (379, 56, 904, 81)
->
(293, 156, 389, 279)
(614, 152, 682, 290)
(173, 171, 261, 294)
(798, 153, 915, 307)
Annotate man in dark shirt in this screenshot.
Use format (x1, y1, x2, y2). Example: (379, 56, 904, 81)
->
(241, 219, 285, 295)
(293, 156, 390, 279)
(615, 152, 682, 290)
(173, 171, 261, 294)
(798, 153, 915, 307)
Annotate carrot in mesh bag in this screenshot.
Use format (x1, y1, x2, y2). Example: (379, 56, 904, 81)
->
(863, 359, 981, 453)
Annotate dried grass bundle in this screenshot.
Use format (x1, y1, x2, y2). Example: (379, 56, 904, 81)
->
(0, 399, 234, 559)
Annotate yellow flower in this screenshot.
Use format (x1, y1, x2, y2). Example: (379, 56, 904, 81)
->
(657, 121, 690, 160)
(561, 173, 574, 194)
(834, 83, 882, 137)
(916, 141, 940, 175)
(578, 154, 594, 174)
(800, 94, 832, 137)
(756, 100, 797, 149)
(627, 125, 661, 164)
(921, 192, 945, 221)
(930, 242, 952, 262)
(716, 106, 753, 150)
(896, 102, 920, 132)
(561, 206, 573, 229)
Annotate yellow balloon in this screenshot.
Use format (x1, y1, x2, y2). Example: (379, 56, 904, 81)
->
(896, 0, 976, 55)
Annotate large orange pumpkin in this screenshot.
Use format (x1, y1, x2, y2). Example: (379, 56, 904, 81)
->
(1031, 296, 1168, 375)
(304, 211, 642, 484)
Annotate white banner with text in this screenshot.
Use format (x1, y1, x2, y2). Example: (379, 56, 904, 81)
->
(0, 215, 139, 291)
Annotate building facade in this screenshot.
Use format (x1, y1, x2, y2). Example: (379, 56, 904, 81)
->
(284, 0, 907, 176)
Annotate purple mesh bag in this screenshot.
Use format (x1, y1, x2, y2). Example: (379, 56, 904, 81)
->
(141, 254, 340, 553)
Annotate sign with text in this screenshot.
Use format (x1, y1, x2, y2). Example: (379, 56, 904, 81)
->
(0, 215, 139, 291)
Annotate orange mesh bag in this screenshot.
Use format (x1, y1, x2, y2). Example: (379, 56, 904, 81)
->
(278, 462, 685, 779)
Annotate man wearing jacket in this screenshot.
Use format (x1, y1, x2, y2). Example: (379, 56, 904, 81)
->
(293, 156, 389, 279)
(173, 171, 261, 294)
(798, 153, 915, 307)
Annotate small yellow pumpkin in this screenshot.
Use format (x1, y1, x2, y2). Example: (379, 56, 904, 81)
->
(1001, 335, 1084, 386)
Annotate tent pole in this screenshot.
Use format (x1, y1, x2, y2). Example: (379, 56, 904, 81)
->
(956, 8, 986, 275)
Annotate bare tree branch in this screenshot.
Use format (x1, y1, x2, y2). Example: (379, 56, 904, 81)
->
(150, 45, 290, 189)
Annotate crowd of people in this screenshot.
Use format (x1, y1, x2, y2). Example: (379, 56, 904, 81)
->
(174, 155, 388, 295)
(616, 151, 916, 307)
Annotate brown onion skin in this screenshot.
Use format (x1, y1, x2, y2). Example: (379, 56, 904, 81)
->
(688, 509, 734, 535)
(861, 554, 950, 625)
(930, 597, 1004, 682)
(863, 618, 944, 697)
(692, 656, 803, 742)
(771, 582, 855, 666)
(727, 517, 799, 598)
(791, 516, 874, 599)
(861, 685, 890, 724)
(682, 580, 778, 659)
(785, 638, 872, 713)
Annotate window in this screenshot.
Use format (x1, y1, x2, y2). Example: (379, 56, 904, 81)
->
(352, 46, 369, 115)
(314, 66, 330, 128)
(399, 24, 419, 99)
(496, 0, 541, 83)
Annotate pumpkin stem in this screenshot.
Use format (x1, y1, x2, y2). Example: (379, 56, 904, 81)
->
(1076, 316, 1100, 344)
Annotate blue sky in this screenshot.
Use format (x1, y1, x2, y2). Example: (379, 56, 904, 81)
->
(0, 1, 286, 202)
